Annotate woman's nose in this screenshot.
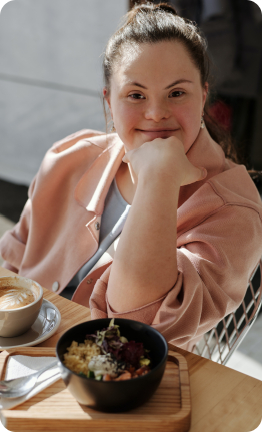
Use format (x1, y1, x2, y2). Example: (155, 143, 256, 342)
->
(144, 100, 170, 122)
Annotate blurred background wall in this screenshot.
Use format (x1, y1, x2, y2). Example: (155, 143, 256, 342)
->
(0, 0, 128, 185)
(0, 0, 128, 220)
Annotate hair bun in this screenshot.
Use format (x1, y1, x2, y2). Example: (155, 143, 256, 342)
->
(133, 2, 178, 17)
(155, 3, 178, 16)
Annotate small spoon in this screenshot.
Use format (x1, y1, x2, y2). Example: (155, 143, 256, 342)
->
(0, 360, 59, 398)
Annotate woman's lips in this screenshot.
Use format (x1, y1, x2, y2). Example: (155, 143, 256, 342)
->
(138, 129, 178, 139)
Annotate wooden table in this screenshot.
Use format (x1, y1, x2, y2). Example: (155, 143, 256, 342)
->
(0, 267, 261, 432)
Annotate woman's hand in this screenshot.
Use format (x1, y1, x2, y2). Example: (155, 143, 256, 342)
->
(122, 136, 207, 186)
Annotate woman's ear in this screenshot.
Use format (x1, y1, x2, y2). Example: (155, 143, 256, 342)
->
(203, 82, 209, 107)
(103, 87, 112, 114)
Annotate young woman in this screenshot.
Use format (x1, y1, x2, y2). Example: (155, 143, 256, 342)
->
(1, 3, 262, 350)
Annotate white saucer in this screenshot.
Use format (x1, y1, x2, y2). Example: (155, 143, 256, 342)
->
(0, 299, 61, 349)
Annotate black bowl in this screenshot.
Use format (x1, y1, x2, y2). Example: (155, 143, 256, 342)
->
(56, 318, 168, 412)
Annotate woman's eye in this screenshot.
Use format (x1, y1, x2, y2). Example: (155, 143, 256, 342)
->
(128, 93, 145, 100)
(169, 90, 184, 98)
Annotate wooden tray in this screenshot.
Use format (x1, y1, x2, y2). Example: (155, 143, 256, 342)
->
(0, 348, 191, 432)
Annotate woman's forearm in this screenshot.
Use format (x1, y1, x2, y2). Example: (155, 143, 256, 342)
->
(107, 170, 180, 312)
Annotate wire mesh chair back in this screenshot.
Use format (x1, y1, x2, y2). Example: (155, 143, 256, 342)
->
(192, 258, 262, 365)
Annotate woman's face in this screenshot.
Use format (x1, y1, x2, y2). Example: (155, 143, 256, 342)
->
(104, 40, 208, 153)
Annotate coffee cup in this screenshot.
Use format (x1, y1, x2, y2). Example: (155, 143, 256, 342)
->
(0, 276, 43, 337)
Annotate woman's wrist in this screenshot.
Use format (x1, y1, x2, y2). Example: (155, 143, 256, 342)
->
(137, 165, 182, 195)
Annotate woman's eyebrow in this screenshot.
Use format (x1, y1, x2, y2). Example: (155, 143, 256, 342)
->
(125, 81, 147, 89)
(124, 79, 193, 89)
(165, 79, 193, 89)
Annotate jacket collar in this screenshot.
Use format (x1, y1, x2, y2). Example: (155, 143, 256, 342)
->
(179, 128, 226, 206)
(74, 133, 125, 215)
(186, 127, 225, 176)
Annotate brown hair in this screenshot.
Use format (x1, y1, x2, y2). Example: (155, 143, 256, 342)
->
(102, 2, 240, 165)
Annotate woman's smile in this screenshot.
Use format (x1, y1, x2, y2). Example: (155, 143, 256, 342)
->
(137, 128, 180, 140)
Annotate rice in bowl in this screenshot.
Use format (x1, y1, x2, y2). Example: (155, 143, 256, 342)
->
(63, 339, 101, 376)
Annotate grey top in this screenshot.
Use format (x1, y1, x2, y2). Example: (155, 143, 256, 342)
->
(62, 178, 130, 299)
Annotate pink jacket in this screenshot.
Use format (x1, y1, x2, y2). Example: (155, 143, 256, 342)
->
(1, 129, 262, 350)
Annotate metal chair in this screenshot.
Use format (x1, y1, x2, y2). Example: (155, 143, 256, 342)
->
(192, 258, 262, 365)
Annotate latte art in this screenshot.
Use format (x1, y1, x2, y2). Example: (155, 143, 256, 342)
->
(0, 286, 36, 310)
